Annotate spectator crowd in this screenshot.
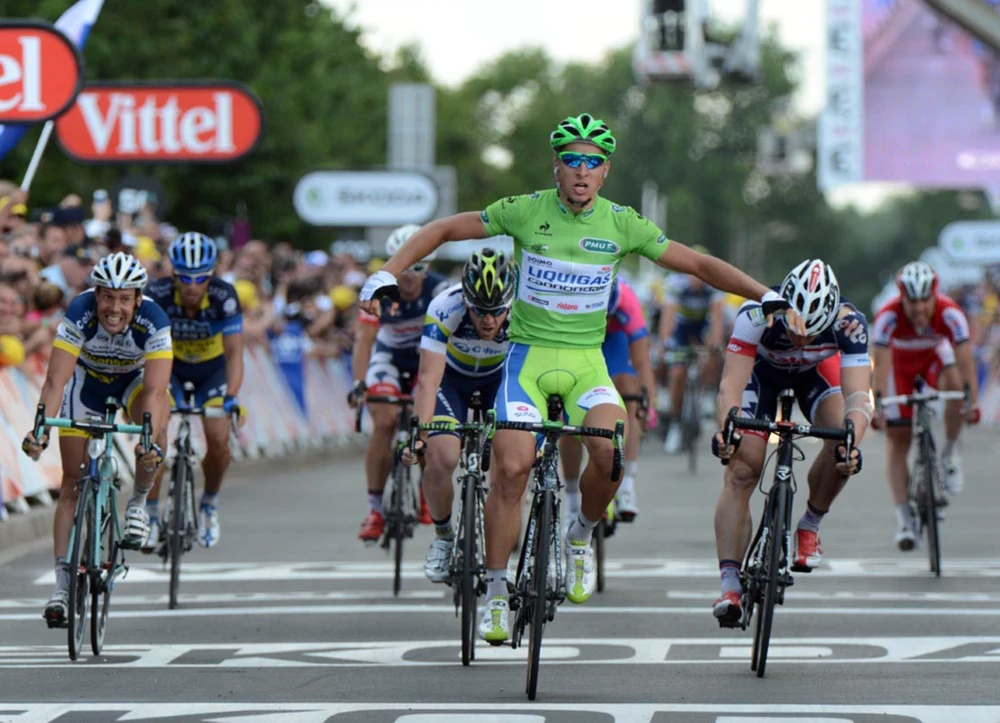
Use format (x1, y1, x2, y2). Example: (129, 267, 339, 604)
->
(0, 181, 386, 415)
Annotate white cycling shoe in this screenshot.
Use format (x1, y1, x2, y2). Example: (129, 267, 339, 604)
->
(122, 505, 150, 550)
(198, 505, 221, 548)
(423, 536, 454, 583)
(478, 595, 510, 644)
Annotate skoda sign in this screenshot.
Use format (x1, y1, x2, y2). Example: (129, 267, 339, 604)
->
(293, 170, 439, 227)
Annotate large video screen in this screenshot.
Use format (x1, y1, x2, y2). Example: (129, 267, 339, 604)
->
(820, 0, 1000, 190)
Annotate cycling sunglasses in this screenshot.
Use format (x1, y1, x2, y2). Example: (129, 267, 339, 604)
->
(175, 273, 212, 285)
(469, 305, 509, 318)
(407, 262, 428, 274)
(558, 151, 607, 170)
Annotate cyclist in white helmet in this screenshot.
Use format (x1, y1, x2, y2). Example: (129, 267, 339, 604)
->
(22, 252, 172, 629)
(871, 261, 980, 550)
(710, 260, 870, 627)
(348, 224, 449, 543)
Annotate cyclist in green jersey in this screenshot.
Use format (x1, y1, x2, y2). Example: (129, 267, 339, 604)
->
(359, 113, 805, 644)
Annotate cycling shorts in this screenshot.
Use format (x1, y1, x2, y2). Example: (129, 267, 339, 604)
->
(602, 330, 636, 378)
(667, 319, 709, 357)
(59, 366, 145, 438)
(365, 344, 419, 396)
(884, 339, 954, 425)
(430, 369, 501, 438)
(494, 343, 623, 427)
(739, 356, 841, 440)
(170, 365, 228, 409)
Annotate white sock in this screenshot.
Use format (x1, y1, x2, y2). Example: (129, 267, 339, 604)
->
(942, 438, 957, 460)
(895, 503, 911, 529)
(568, 511, 598, 544)
(625, 460, 638, 478)
(618, 475, 635, 496)
(485, 568, 508, 600)
(564, 478, 580, 516)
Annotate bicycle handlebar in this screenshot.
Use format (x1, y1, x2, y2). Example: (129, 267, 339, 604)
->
(354, 393, 414, 433)
(876, 384, 970, 410)
(491, 418, 626, 482)
(721, 406, 854, 467)
(32, 403, 153, 453)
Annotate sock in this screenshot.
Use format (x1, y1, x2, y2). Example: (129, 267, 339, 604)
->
(797, 502, 826, 533)
(368, 490, 383, 515)
(200, 492, 218, 509)
(567, 511, 598, 545)
(942, 438, 957, 460)
(54, 556, 70, 592)
(624, 460, 638, 479)
(720, 559, 742, 595)
(618, 475, 635, 497)
(563, 478, 580, 516)
(895, 502, 912, 529)
(145, 499, 159, 521)
(433, 515, 453, 539)
(485, 568, 508, 600)
(127, 486, 149, 509)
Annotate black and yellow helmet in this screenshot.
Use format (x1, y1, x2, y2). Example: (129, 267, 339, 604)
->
(462, 247, 514, 310)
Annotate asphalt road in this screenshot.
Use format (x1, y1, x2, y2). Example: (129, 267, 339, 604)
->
(1, 422, 1000, 722)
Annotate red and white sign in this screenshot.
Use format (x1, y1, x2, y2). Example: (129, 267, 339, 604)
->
(0, 21, 82, 122)
(55, 81, 263, 163)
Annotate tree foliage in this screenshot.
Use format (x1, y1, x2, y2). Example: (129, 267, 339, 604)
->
(0, 2, 990, 310)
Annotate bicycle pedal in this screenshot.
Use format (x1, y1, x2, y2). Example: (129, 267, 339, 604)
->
(788, 563, 810, 575)
(781, 571, 798, 584)
(717, 617, 741, 630)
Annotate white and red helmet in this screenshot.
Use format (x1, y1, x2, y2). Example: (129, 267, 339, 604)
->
(779, 259, 841, 336)
(896, 261, 937, 300)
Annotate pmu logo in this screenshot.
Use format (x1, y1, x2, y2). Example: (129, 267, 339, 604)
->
(0, 22, 82, 122)
(579, 237, 620, 255)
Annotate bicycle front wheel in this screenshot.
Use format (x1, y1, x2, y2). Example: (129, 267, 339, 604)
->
(460, 475, 478, 666)
(753, 482, 789, 679)
(391, 465, 407, 597)
(169, 457, 191, 609)
(68, 479, 94, 661)
(922, 445, 942, 577)
(526, 489, 552, 701)
(91, 500, 118, 655)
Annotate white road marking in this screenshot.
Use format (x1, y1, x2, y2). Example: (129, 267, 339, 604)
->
(2, 601, 1000, 623)
(2, 636, 1000, 668)
(0, 590, 443, 609)
(0, 703, 997, 723)
(29, 558, 1000, 585)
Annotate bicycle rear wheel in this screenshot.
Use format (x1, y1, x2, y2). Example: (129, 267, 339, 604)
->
(67, 479, 94, 661)
(460, 475, 478, 666)
(526, 489, 552, 701)
(91, 501, 118, 655)
(168, 456, 190, 609)
(752, 482, 788, 678)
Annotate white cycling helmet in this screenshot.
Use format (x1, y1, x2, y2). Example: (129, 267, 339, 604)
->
(91, 252, 148, 290)
(779, 259, 840, 336)
(385, 224, 436, 262)
(896, 260, 937, 300)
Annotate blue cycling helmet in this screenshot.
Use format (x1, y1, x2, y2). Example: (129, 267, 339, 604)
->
(169, 232, 218, 274)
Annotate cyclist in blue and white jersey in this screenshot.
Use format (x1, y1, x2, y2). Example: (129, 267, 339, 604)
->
(660, 249, 726, 453)
(349, 224, 449, 542)
(144, 232, 244, 550)
(22, 253, 171, 628)
(403, 247, 514, 582)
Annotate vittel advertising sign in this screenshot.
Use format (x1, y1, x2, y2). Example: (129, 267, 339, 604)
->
(0, 21, 83, 122)
(55, 80, 263, 163)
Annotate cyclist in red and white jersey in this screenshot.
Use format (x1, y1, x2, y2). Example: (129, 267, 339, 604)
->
(872, 261, 980, 551)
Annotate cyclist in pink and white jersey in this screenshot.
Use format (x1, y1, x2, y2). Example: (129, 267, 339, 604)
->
(561, 278, 655, 521)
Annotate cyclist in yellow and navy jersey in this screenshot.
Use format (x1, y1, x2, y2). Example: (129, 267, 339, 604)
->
(22, 253, 171, 629)
(144, 232, 244, 550)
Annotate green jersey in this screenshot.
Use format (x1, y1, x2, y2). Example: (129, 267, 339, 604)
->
(480, 188, 669, 348)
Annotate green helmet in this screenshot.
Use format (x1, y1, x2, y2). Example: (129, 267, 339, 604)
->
(550, 113, 616, 155)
